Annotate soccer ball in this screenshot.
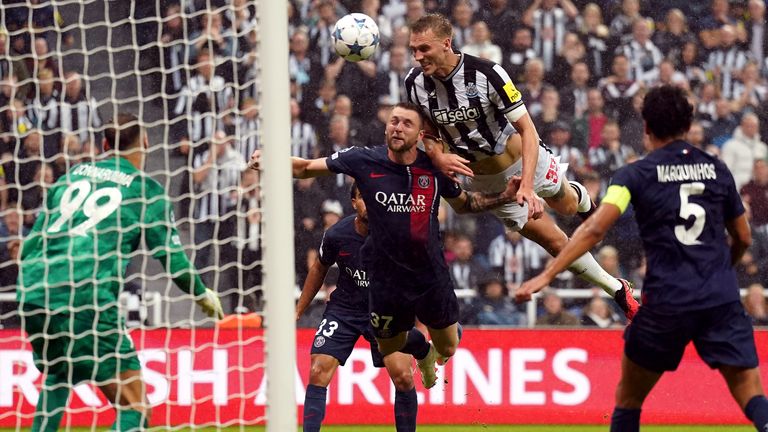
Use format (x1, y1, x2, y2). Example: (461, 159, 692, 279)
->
(332, 13, 380, 62)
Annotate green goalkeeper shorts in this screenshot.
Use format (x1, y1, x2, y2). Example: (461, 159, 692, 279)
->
(22, 305, 141, 385)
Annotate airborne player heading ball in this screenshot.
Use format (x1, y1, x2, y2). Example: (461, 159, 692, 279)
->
(404, 13, 638, 321)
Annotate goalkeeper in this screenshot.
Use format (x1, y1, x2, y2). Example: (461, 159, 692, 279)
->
(17, 113, 224, 432)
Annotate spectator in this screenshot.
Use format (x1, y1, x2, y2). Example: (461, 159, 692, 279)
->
(190, 11, 234, 61)
(234, 98, 260, 163)
(0, 203, 28, 267)
(0, 33, 30, 99)
(327, 56, 378, 121)
(619, 90, 646, 155)
(547, 120, 590, 181)
(476, 0, 519, 52)
(745, 0, 767, 70)
(589, 121, 634, 187)
(289, 30, 322, 104)
(465, 277, 526, 326)
(736, 251, 763, 288)
(615, 18, 663, 86)
(447, 234, 486, 293)
(732, 62, 767, 114)
(191, 130, 247, 305)
(357, 96, 392, 148)
(741, 160, 768, 268)
(376, 45, 411, 105)
(502, 27, 537, 83)
(2, 130, 42, 207)
(533, 87, 567, 140)
(450, 0, 475, 49)
(519, 58, 552, 118)
(303, 79, 337, 144)
(547, 32, 587, 86)
(308, 0, 339, 67)
(580, 296, 617, 327)
(695, 82, 719, 130)
(572, 88, 610, 150)
(686, 121, 709, 150)
(744, 283, 768, 326)
(523, 0, 579, 72)
(599, 53, 642, 123)
(652, 9, 696, 61)
(174, 50, 234, 157)
(705, 24, 749, 100)
(488, 230, 548, 289)
(19, 162, 53, 228)
(559, 61, 591, 119)
(361, 0, 393, 54)
(332, 95, 366, 147)
(28, 68, 60, 171)
(294, 177, 327, 235)
(319, 114, 352, 159)
(721, 113, 767, 190)
(677, 42, 707, 90)
(595, 245, 623, 279)
(576, 3, 611, 83)
(536, 290, 580, 326)
(58, 72, 103, 154)
(461, 21, 503, 64)
(698, 0, 743, 50)
(609, 0, 643, 45)
(160, 3, 188, 116)
(235, 160, 262, 313)
(654, 60, 687, 88)
(289, 98, 319, 159)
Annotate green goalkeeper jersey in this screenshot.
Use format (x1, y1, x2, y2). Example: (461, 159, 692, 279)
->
(17, 156, 206, 312)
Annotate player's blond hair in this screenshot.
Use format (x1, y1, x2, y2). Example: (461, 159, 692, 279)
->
(409, 13, 453, 40)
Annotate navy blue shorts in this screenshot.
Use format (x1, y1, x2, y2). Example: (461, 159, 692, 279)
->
(310, 307, 384, 367)
(368, 276, 459, 339)
(624, 301, 758, 373)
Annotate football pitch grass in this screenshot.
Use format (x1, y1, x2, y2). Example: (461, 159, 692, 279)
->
(3, 426, 751, 431)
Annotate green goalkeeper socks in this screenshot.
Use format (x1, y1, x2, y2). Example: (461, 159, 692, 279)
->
(31, 377, 70, 432)
(111, 409, 149, 431)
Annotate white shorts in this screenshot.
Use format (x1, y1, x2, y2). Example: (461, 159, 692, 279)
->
(461, 146, 567, 232)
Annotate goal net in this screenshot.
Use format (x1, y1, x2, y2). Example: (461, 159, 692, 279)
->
(0, 0, 294, 430)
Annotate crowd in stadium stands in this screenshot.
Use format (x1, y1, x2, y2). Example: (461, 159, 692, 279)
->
(1, 0, 768, 328)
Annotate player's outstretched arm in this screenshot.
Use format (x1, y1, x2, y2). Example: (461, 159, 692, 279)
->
(296, 257, 331, 321)
(515, 202, 622, 303)
(446, 176, 521, 214)
(161, 250, 224, 320)
(726, 213, 752, 266)
(248, 149, 332, 179)
(144, 185, 224, 320)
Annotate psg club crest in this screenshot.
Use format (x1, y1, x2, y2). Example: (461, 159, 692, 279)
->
(466, 82, 479, 98)
(314, 336, 326, 348)
(418, 175, 430, 188)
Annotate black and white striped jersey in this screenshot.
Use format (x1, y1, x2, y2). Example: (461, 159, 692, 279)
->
(404, 52, 525, 162)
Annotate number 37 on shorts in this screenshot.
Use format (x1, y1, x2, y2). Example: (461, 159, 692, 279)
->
(370, 312, 393, 330)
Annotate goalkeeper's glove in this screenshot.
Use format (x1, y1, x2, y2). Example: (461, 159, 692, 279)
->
(196, 288, 225, 320)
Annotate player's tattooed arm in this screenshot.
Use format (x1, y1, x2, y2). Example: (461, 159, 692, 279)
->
(448, 176, 523, 214)
(421, 119, 474, 182)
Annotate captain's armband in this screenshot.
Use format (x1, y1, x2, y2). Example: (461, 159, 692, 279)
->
(601, 185, 632, 214)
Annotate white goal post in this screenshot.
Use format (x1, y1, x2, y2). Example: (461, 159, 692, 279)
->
(258, 0, 297, 430)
